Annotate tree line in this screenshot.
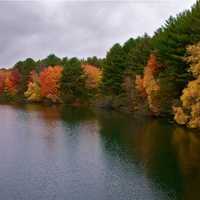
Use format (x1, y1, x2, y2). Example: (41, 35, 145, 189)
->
(0, 1, 200, 128)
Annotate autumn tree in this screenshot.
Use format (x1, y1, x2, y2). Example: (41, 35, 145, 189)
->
(39, 65, 63, 103)
(0, 71, 5, 95)
(0, 69, 20, 96)
(82, 64, 102, 90)
(135, 54, 160, 115)
(25, 71, 41, 102)
(4, 69, 20, 95)
(173, 42, 200, 128)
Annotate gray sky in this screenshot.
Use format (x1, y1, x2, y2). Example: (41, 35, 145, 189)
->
(0, 0, 197, 67)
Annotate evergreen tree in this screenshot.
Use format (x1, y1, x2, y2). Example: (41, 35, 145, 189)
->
(14, 58, 37, 96)
(84, 56, 104, 68)
(62, 57, 69, 66)
(60, 58, 87, 103)
(152, 1, 200, 93)
(39, 54, 62, 67)
(125, 34, 152, 74)
(102, 43, 126, 95)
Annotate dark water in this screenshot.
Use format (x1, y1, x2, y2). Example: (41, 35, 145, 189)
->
(0, 104, 199, 200)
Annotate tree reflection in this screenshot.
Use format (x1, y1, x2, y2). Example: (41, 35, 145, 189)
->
(61, 106, 95, 125)
(172, 127, 200, 200)
(98, 113, 183, 200)
(132, 119, 183, 200)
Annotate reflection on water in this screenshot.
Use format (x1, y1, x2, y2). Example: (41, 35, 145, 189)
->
(173, 128, 200, 200)
(0, 104, 199, 200)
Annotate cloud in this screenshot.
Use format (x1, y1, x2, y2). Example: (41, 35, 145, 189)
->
(0, 0, 197, 67)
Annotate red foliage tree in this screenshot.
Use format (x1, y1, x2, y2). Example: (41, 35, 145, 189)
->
(0, 73, 5, 94)
(5, 69, 21, 94)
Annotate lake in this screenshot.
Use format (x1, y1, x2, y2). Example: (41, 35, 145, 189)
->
(0, 104, 199, 200)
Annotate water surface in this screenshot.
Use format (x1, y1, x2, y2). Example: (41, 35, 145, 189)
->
(0, 104, 199, 200)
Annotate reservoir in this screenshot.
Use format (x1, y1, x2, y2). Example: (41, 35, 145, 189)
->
(0, 104, 199, 200)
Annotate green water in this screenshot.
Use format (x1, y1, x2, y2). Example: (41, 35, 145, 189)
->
(0, 104, 199, 200)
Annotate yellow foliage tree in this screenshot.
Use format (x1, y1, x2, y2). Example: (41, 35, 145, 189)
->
(174, 42, 200, 128)
(82, 64, 102, 89)
(24, 71, 42, 102)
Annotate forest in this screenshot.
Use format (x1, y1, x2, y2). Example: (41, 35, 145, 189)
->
(0, 1, 200, 129)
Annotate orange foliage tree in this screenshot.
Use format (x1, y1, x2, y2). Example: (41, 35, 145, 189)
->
(135, 54, 160, 115)
(39, 65, 63, 103)
(135, 75, 146, 97)
(82, 64, 102, 89)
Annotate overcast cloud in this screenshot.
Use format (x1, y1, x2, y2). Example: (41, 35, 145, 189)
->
(0, 0, 197, 67)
